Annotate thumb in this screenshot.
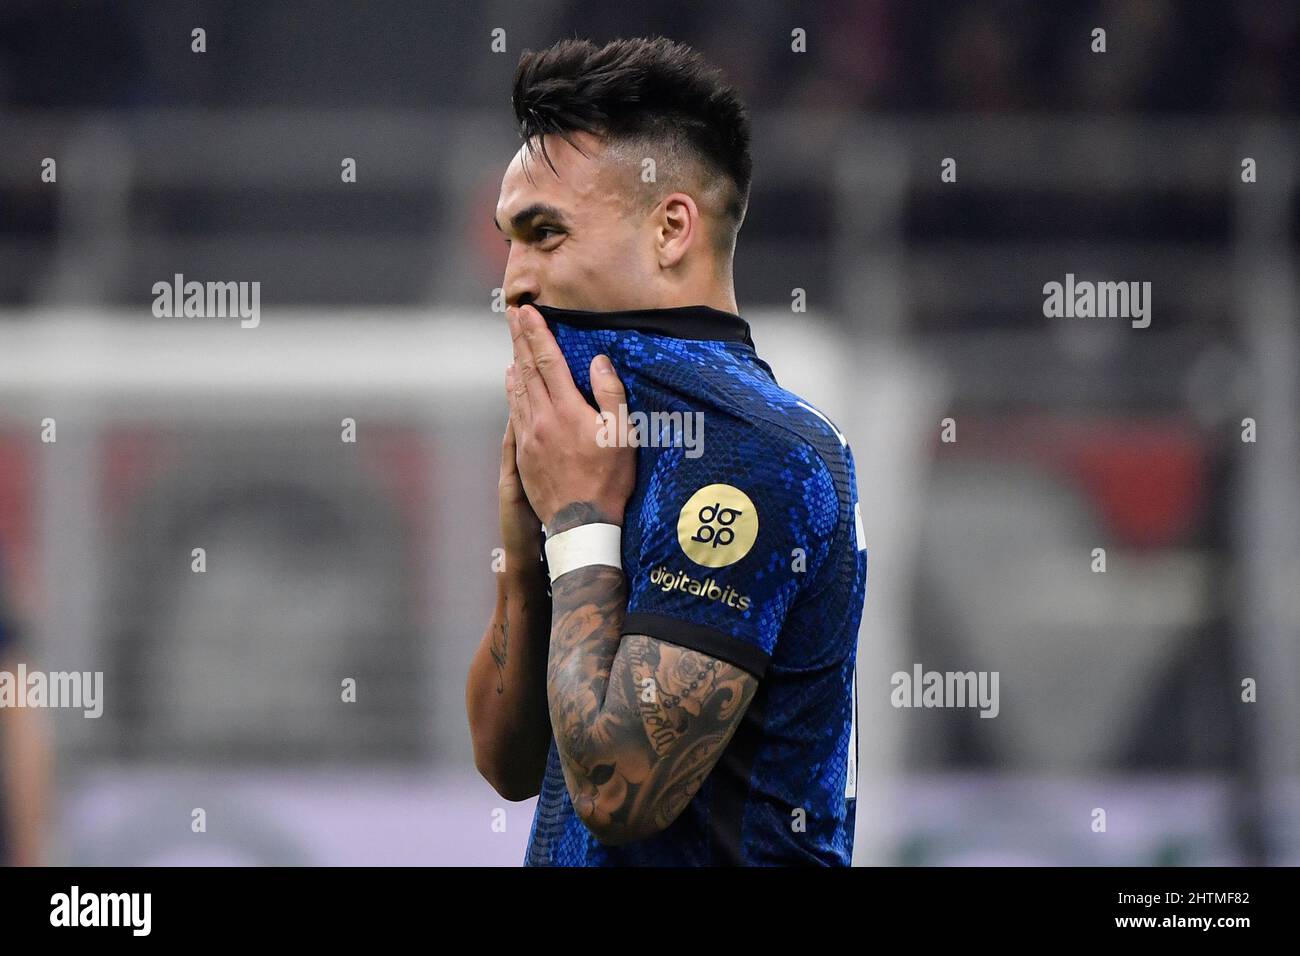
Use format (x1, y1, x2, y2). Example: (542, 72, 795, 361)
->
(590, 353, 629, 442)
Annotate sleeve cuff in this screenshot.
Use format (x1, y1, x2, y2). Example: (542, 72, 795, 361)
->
(622, 612, 771, 680)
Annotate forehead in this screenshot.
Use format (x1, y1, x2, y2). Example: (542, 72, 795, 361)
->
(496, 131, 612, 223)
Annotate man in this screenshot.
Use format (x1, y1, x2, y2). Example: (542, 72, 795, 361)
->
(466, 36, 867, 865)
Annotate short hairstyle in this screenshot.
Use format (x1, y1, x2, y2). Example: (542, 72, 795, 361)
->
(512, 36, 753, 256)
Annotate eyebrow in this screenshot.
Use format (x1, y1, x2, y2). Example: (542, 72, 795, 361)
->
(493, 203, 570, 234)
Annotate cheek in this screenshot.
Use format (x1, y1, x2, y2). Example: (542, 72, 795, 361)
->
(575, 230, 648, 285)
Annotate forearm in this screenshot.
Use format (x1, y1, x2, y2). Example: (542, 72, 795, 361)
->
(544, 518, 753, 846)
(543, 506, 638, 835)
(466, 563, 552, 800)
(2, 675, 49, 865)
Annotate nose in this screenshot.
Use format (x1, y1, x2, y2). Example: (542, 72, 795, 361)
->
(502, 245, 541, 310)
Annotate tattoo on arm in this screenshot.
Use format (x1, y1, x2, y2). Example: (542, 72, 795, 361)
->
(489, 601, 508, 695)
(546, 503, 758, 843)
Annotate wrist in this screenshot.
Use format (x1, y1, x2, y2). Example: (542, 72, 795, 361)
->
(543, 521, 623, 584)
(499, 566, 550, 605)
(545, 500, 624, 537)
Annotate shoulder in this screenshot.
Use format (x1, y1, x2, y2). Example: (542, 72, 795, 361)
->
(701, 381, 849, 505)
(636, 399, 841, 568)
(697, 358, 852, 466)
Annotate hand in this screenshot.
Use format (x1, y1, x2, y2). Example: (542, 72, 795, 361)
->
(505, 304, 636, 530)
(498, 414, 544, 576)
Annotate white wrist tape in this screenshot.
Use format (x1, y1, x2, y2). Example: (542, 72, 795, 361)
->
(544, 523, 622, 583)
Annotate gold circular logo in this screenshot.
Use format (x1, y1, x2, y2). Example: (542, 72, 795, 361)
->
(676, 484, 759, 568)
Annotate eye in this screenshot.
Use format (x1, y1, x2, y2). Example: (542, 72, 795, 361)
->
(536, 226, 566, 248)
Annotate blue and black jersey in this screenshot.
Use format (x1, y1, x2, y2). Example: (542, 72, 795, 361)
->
(524, 303, 868, 866)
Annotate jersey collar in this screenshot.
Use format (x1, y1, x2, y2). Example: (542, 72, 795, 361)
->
(532, 303, 757, 349)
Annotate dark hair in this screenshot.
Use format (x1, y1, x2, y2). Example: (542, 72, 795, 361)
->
(512, 36, 752, 251)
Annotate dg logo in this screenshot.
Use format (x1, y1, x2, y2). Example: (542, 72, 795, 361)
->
(677, 484, 759, 568)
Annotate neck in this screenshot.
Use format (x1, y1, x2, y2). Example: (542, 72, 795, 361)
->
(657, 278, 739, 316)
(703, 288, 739, 315)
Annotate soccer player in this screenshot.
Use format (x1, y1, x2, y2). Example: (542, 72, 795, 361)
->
(465, 37, 868, 865)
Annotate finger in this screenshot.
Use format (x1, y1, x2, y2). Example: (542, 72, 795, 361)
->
(590, 354, 628, 445)
(519, 304, 579, 401)
(500, 407, 525, 488)
(505, 362, 530, 430)
(508, 305, 547, 411)
(502, 409, 517, 457)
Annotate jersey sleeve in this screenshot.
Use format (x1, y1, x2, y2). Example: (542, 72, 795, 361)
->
(621, 425, 839, 679)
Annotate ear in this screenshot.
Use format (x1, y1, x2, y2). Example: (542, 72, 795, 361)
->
(656, 192, 700, 268)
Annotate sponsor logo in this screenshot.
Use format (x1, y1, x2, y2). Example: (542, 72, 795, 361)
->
(676, 483, 758, 568)
(649, 565, 751, 611)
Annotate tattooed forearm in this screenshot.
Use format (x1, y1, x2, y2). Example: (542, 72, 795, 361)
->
(545, 507, 758, 845)
(547, 561, 626, 796)
(605, 637, 754, 834)
(489, 603, 508, 694)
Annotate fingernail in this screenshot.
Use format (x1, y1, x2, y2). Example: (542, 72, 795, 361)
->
(595, 354, 614, 375)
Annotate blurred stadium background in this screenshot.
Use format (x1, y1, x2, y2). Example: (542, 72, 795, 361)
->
(0, 0, 1298, 865)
